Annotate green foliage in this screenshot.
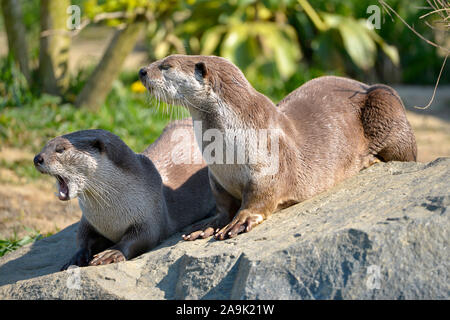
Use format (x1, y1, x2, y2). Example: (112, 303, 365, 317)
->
(4, 0, 446, 108)
(143, 0, 445, 101)
(0, 59, 178, 156)
(0, 158, 42, 182)
(0, 89, 173, 155)
(0, 55, 33, 108)
(0, 227, 50, 257)
(321, 13, 396, 71)
(301, 0, 448, 84)
(148, 0, 446, 89)
(21, 0, 40, 31)
(375, 0, 447, 84)
(146, 0, 305, 100)
(83, 0, 180, 26)
(2, 0, 446, 152)
(1, 0, 447, 148)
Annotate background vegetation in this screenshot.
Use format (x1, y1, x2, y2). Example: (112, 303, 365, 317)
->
(0, 0, 448, 152)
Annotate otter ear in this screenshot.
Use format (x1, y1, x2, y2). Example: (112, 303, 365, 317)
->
(91, 139, 105, 153)
(195, 62, 208, 79)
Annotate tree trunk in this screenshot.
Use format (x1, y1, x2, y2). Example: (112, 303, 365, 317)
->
(75, 21, 145, 110)
(1, 0, 31, 84)
(39, 0, 71, 96)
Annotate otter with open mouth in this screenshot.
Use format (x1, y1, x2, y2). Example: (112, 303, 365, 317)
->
(34, 120, 215, 269)
(139, 54, 417, 240)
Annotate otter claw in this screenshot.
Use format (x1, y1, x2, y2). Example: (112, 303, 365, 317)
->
(214, 213, 263, 240)
(184, 230, 203, 241)
(89, 249, 126, 266)
(182, 221, 221, 241)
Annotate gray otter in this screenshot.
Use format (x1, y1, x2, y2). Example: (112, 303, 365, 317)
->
(34, 119, 215, 269)
(139, 54, 417, 240)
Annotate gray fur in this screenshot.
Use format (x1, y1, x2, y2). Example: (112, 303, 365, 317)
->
(34, 120, 215, 268)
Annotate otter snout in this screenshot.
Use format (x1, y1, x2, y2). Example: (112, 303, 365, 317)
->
(34, 153, 44, 166)
(139, 68, 147, 79)
(139, 65, 157, 88)
(33, 153, 48, 174)
(33, 138, 74, 201)
(139, 67, 152, 86)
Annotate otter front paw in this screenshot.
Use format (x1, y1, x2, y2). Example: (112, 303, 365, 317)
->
(89, 249, 126, 266)
(182, 213, 230, 241)
(182, 227, 218, 241)
(61, 248, 91, 271)
(214, 211, 264, 240)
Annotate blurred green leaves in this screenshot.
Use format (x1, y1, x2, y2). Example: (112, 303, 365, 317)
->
(324, 14, 377, 70)
(83, 0, 180, 26)
(216, 22, 301, 79)
(2, 0, 446, 110)
(145, 0, 304, 98)
(0, 227, 48, 257)
(142, 0, 403, 100)
(0, 63, 173, 154)
(84, 0, 150, 18)
(322, 13, 399, 70)
(0, 54, 33, 109)
(71, 0, 446, 90)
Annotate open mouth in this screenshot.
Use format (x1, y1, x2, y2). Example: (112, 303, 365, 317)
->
(55, 175, 70, 201)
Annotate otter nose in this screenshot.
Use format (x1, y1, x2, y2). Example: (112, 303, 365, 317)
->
(34, 154, 44, 166)
(139, 68, 147, 79)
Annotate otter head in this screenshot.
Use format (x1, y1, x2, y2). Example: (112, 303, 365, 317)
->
(34, 130, 135, 201)
(139, 55, 251, 112)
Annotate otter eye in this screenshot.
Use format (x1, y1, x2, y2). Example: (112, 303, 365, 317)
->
(55, 146, 65, 154)
(159, 64, 171, 71)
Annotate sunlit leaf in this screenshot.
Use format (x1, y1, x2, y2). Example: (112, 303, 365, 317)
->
(363, 21, 400, 66)
(220, 22, 301, 79)
(201, 26, 227, 55)
(155, 41, 170, 59)
(237, 0, 257, 7)
(325, 15, 376, 70)
(380, 43, 399, 66)
(253, 23, 302, 78)
(220, 26, 248, 66)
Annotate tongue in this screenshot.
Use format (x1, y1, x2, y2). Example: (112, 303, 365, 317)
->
(58, 178, 69, 201)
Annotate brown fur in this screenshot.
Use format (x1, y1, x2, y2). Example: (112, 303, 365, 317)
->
(140, 55, 417, 240)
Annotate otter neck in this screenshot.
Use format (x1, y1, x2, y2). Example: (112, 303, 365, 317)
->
(78, 167, 170, 242)
(188, 90, 281, 131)
(78, 167, 166, 219)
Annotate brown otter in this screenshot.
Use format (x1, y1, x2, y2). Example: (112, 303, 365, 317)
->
(34, 119, 215, 269)
(139, 54, 417, 240)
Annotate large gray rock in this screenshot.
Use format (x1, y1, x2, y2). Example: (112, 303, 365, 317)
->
(0, 158, 448, 299)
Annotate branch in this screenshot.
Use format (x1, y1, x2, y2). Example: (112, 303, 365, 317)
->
(414, 53, 448, 109)
(378, 0, 449, 110)
(378, 0, 449, 53)
(297, 0, 328, 32)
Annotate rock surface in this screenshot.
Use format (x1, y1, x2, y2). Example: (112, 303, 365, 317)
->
(0, 158, 449, 300)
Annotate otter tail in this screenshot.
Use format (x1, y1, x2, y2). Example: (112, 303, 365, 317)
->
(361, 85, 417, 162)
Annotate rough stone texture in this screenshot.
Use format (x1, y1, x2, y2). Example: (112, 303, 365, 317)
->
(0, 158, 448, 300)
